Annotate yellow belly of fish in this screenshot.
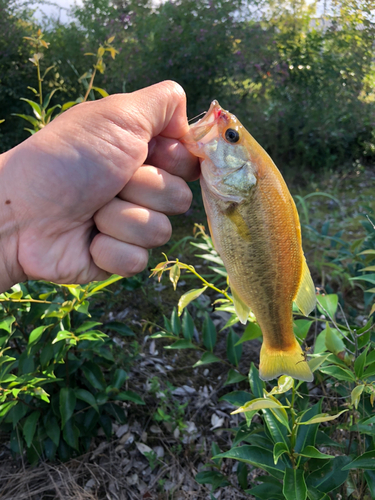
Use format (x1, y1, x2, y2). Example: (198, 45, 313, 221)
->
(202, 185, 313, 382)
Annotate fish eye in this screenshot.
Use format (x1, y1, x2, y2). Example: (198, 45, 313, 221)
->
(225, 128, 240, 143)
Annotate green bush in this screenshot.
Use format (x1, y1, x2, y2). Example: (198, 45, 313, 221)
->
(0, 277, 144, 464)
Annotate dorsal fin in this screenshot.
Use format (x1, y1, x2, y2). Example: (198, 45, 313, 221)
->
(230, 280, 251, 324)
(293, 258, 316, 316)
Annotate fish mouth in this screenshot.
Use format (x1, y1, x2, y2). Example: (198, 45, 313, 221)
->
(181, 100, 227, 153)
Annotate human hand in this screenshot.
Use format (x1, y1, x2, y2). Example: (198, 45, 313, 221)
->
(0, 81, 199, 292)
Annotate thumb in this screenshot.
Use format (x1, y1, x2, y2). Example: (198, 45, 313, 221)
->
(108, 80, 190, 141)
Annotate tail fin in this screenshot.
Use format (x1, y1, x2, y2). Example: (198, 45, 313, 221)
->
(259, 340, 313, 382)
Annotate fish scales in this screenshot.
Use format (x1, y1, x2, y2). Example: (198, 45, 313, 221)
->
(182, 100, 316, 382)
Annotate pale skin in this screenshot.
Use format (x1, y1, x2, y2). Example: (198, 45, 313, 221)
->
(0, 81, 200, 293)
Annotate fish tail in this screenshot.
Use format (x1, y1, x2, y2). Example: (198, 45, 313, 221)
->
(259, 340, 313, 382)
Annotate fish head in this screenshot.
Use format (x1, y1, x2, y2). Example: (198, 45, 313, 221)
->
(182, 100, 257, 201)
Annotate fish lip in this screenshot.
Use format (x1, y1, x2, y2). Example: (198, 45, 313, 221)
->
(182, 100, 224, 145)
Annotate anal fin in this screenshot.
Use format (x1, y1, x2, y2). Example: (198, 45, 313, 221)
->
(293, 258, 316, 316)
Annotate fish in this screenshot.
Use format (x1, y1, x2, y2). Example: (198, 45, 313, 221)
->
(181, 100, 316, 382)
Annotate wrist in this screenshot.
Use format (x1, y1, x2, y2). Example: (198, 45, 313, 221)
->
(0, 149, 27, 292)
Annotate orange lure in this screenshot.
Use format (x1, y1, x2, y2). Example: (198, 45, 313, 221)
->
(182, 101, 316, 382)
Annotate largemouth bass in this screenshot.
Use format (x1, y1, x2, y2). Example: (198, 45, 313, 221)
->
(182, 101, 316, 382)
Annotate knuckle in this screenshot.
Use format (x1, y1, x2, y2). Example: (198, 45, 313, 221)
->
(126, 248, 149, 275)
(173, 182, 192, 213)
(162, 80, 186, 101)
(149, 217, 172, 248)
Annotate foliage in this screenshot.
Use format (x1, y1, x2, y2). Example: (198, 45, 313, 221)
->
(0, 276, 144, 464)
(150, 220, 375, 498)
(68, 0, 375, 174)
(2, 0, 374, 173)
(14, 29, 117, 134)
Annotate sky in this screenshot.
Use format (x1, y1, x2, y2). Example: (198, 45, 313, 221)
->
(29, 0, 83, 24)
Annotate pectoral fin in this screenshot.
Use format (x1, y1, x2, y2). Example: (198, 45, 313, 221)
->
(294, 258, 316, 316)
(230, 281, 250, 324)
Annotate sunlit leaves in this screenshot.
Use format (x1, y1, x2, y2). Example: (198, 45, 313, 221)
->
(178, 287, 207, 316)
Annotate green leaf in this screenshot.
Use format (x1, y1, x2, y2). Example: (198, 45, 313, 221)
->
(363, 362, 375, 378)
(44, 414, 60, 447)
(60, 284, 81, 299)
(12, 113, 39, 127)
(246, 483, 284, 500)
(308, 354, 330, 372)
(235, 322, 262, 345)
(111, 368, 128, 390)
(298, 410, 347, 425)
(0, 316, 15, 333)
(115, 391, 145, 405)
(44, 104, 61, 122)
(267, 394, 291, 431)
(195, 471, 229, 490)
(237, 461, 248, 490)
(105, 321, 135, 336)
(226, 329, 242, 366)
(314, 328, 328, 354)
(75, 388, 99, 413)
(298, 446, 334, 460)
(283, 468, 307, 500)
(354, 346, 369, 379)
(178, 287, 207, 316)
(193, 352, 222, 367)
(264, 408, 290, 448)
(59, 388, 76, 428)
(211, 442, 222, 467)
(307, 486, 330, 500)
(294, 320, 313, 340)
(317, 294, 338, 319)
(63, 418, 80, 450)
(318, 365, 355, 382)
(325, 325, 346, 356)
(171, 308, 181, 335)
(74, 300, 90, 315)
(306, 456, 350, 492)
(224, 369, 247, 386)
(269, 375, 294, 395)
(164, 339, 197, 349)
(28, 325, 49, 345)
(182, 310, 194, 341)
(214, 445, 285, 480)
(20, 98, 42, 119)
(351, 274, 375, 285)
(92, 86, 109, 98)
(248, 363, 265, 398)
(169, 263, 180, 291)
(273, 442, 289, 464)
(202, 314, 217, 351)
(219, 391, 252, 407)
(23, 411, 40, 448)
(351, 385, 365, 409)
(364, 471, 375, 498)
(295, 401, 322, 453)
(342, 450, 375, 470)
(82, 362, 106, 390)
(52, 330, 76, 344)
(75, 321, 102, 333)
(86, 274, 123, 296)
(61, 100, 80, 111)
(232, 397, 288, 415)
